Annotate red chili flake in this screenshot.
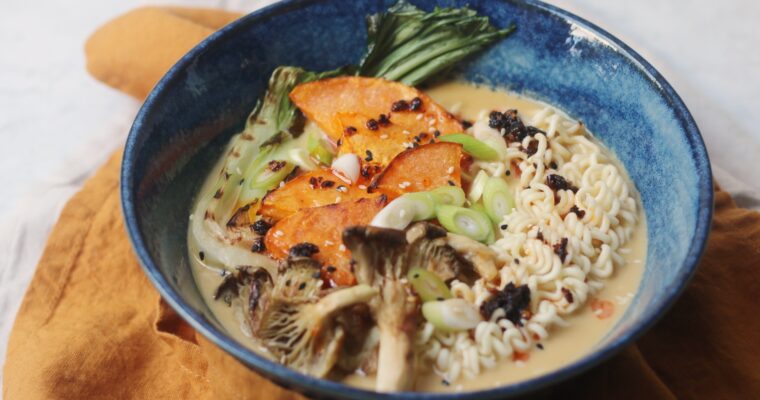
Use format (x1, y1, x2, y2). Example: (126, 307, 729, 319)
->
(553, 238, 569, 262)
(561, 287, 574, 303)
(378, 114, 390, 126)
(366, 119, 379, 131)
(546, 174, 578, 192)
(391, 99, 409, 112)
(344, 126, 357, 136)
(409, 97, 423, 111)
(590, 299, 615, 319)
(513, 352, 530, 362)
(569, 205, 586, 218)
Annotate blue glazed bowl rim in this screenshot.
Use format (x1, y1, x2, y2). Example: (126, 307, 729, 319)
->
(121, 0, 713, 398)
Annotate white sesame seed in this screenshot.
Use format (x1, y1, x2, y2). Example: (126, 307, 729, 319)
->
(428, 119, 436, 126)
(416, 114, 424, 120)
(339, 244, 346, 252)
(324, 240, 334, 246)
(380, 134, 389, 139)
(402, 130, 411, 135)
(358, 184, 367, 190)
(279, 181, 285, 188)
(274, 230, 284, 237)
(335, 196, 342, 203)
(337, 186, 348, 192)
(447, 166, 455, 174)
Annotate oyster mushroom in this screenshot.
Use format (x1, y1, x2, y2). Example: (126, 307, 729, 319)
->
(342, 226, 419, 392)
(405, 222, 480, 285)
(445, 232, 499, 281)
(250, 257, 378, 377)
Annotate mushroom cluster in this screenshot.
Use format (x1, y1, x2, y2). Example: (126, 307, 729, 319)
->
(214, 222, 497, 391)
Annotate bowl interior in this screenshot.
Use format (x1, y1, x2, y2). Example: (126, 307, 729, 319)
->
(122, 0, 712, 398)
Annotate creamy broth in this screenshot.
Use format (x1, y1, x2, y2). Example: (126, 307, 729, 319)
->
(189, 82, 647, 392)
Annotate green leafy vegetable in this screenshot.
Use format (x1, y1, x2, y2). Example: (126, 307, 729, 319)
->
(359, 0, 514, 85)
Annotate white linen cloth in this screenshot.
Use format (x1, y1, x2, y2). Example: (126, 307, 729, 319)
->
(0, 0, 758, 390)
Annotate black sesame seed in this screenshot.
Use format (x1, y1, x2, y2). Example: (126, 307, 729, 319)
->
(365, 150, 374, 162)
(298, 282, 306, 290)
(344, 126, 357, 136)
(199, 251, 205, 261)
(326, 266, 337, 273)
(505, 170, 511, 176)
(537, 343, 544, 350)
(447, 180, 456, 186)
(500, 224, 508, 230)
(312, 272, 322, 279)
(366, 118, 379, 131)
(378, 113, 390, 126)
(320, 180, 335, 188)
(250, 238, 266, 253)
(251, 220, 272, 235)
(441, 379, 450, 386)
(289, 242, 320, 258)
(391, 100, 409, 112)
(286, 279, 291, 286)
(410, 97, 423, 111)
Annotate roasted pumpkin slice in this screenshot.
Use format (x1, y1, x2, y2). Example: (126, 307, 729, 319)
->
(259, 168, 373, 221)
(290, 76, 462, 142)
(369, 142, 463, 199)
(335, 111, 460, 166)
(264, 196, 388, 283)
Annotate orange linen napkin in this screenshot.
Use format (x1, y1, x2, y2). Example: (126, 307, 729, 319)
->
(4, 7, 760, 400)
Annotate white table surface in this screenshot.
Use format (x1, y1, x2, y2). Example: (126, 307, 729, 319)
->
(1, 0, 758, 391)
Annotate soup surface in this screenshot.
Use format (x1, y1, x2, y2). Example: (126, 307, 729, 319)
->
(189, 82, 646, 392)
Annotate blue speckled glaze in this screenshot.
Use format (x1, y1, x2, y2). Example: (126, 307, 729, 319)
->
(121, 0, 712, 398)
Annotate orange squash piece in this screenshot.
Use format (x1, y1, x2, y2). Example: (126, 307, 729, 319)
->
(335, 110, 461, 166)
(259, 168, 373, 221)
(264, 196, 388, 278)
(289, 76, 462, 142)
(369, 142, 463, 199)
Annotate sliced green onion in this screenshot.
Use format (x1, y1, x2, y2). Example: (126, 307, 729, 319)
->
(371, 195, 422, 230)
(407, 267, 452, 302)
(468, 170, 489, 202)
(436, 205, 494, 243)
(439, 133, 499, 161)
(421, 298, 481, 332)
(403, 192, 438, 220)
(482, 177, 515, 223)
(430, 186, 466, 207)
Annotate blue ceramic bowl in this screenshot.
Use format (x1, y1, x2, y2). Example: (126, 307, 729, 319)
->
(122, 0, 712, 398)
